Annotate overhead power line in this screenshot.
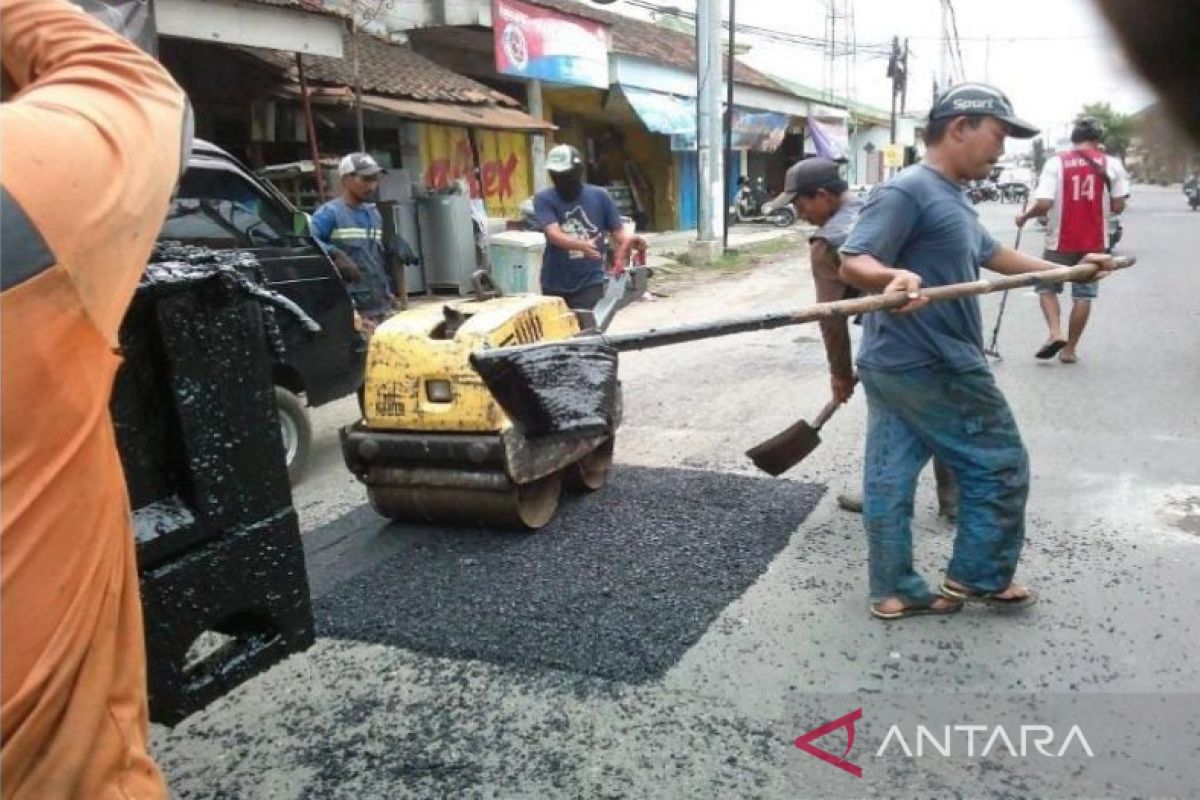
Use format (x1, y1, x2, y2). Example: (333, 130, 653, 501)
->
(943, 0, 968, 82)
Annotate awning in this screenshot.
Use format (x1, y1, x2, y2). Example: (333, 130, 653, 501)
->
(285, 85, 556, 133)
(619, 86, 790, 152)
(620, 86, 696, 136)
(360, 95, 556, 133)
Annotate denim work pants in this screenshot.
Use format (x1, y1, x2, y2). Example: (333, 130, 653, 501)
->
(859, 365, 1030, 604)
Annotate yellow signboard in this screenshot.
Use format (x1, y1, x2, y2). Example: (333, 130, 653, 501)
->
(882, 143, 905, 168)
(419, 125, 533, 218)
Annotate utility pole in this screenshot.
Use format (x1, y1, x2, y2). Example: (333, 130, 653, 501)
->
(349, 12, 366, 152)
(939, 0, 949, 93)
(722, 0, 735, 251)
(691, 0, 724, 262)
(888, 36, 899, 144)
(887, 36, 907, 144)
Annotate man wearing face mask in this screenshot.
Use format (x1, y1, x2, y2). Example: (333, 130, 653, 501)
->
(533, 144, 645, 310)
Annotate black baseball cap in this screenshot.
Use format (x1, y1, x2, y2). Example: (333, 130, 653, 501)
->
(768, 157, 843, 209)
(928, 83, 1039, 139)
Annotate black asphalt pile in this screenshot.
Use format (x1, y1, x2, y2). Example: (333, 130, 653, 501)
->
(310, 466, 823, 682)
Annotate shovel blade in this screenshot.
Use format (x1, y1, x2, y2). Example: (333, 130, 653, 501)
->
(470, 340, 619, 439)
(745, 420, 821, 476)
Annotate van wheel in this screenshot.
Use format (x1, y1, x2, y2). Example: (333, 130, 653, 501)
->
(274, 386, 312, 483)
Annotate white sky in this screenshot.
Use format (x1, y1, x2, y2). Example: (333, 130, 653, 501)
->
(608, 0, 1156, 151)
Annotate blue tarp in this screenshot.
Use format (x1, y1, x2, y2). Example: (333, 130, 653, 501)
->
(621, 86, 696, 137)
(620, 86, 790, 153)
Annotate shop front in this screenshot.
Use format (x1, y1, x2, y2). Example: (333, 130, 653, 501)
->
(417, 124, 536, 219)
(612, 85, 792, 230)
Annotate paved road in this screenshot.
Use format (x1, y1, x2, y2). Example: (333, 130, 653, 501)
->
(154, 185, 1200, 799)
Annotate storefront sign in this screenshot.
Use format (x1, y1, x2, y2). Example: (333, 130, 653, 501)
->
(882, 143, 905, 168)
(493, 0, 609, 89)
(420, 125, 533, 218)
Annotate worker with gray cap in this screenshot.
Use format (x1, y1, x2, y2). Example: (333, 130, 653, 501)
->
(533, 143, 645, 310)
(311, 152, 397, 331)
(773, 157, 959, 519)
(837, 83, 1113, 620)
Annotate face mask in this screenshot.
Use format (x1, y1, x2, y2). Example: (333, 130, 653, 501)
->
(550, 169, 583, 202)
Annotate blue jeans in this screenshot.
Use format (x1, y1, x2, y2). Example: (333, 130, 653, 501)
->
(859, 365, 1030, 604)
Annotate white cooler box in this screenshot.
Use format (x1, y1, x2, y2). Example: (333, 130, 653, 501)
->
(488, 231, 545, 294)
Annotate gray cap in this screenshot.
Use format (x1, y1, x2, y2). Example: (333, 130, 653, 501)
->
(338, 152, 385, 177)
(768, 158, 843, 209)
(546, 144, 583, 173)
(928, 83, 1039, 138)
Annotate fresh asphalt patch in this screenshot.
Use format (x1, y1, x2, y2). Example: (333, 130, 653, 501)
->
(306, 466, 823, 683)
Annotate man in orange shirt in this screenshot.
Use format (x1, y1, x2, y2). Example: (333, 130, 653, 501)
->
(1, 0, 188, 796)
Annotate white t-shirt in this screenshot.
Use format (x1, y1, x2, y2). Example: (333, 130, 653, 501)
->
(1035, 149, 1129, 250)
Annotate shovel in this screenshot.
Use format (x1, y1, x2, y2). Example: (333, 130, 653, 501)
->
(745, 398, 842, 476)
(469, 256, 1136, 440)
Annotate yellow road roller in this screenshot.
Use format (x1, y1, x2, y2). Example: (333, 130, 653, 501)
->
(340, 291, 622, 529)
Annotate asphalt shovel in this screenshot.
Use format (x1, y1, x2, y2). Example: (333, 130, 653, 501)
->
(469, 256, 1136, 440)
(745, 398, 842, 476)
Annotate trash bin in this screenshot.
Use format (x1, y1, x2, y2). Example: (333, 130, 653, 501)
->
(488, 231, 545, 294)
(110, 245, 317, 725)
(417, 192, 477, 294)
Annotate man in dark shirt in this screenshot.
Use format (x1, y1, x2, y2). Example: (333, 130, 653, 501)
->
(533, 144, 644, 310)
(772, 158, 956, 518)
(838, 84, 1112, 621)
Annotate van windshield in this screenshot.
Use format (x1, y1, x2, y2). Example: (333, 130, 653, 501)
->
(161, 166, 296, 249)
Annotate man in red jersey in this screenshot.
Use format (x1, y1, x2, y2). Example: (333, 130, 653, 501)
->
(1017, 117, 1129, 364)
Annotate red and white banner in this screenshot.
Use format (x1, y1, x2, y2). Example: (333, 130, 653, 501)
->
(493, 0, 609, 89)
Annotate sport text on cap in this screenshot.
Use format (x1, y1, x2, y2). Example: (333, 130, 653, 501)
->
(929, 83, 1040, 139)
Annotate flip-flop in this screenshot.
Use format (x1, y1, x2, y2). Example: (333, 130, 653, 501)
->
(870, 597, 962, 621)
(940, 580, 1038, 608)
(1059, 352, 1078, 364)
(1035, 339, 1068, 360)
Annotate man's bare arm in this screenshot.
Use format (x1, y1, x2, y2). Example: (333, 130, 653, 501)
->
(1016, 199, 1053, 227)
(543, 222, 599, 259)
(987, 246, 1114, 279)
(609, 226, 647, 269)
(839, 253, 928, 314)
(984, 245, 1058, 276)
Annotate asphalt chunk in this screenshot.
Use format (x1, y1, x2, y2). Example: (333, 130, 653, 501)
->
(309, 466, 823, 682)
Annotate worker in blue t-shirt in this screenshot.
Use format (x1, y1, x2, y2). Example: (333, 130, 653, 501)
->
(533, 144, 645, 310)
(311, 152, 396, 331)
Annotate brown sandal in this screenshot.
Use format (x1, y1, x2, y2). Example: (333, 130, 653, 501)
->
(940, 579, 1037, 608)
(870, 597, 962, 621)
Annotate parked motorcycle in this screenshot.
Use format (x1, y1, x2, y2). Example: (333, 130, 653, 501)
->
(966, 179, 1001, 204)
(731, 176, 796, 227)
(998, 182, 1030, 204)
(1185, 184, 1200, 211)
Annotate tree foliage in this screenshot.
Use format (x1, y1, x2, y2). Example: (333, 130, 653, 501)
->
(1079, 102, 1134, 158)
